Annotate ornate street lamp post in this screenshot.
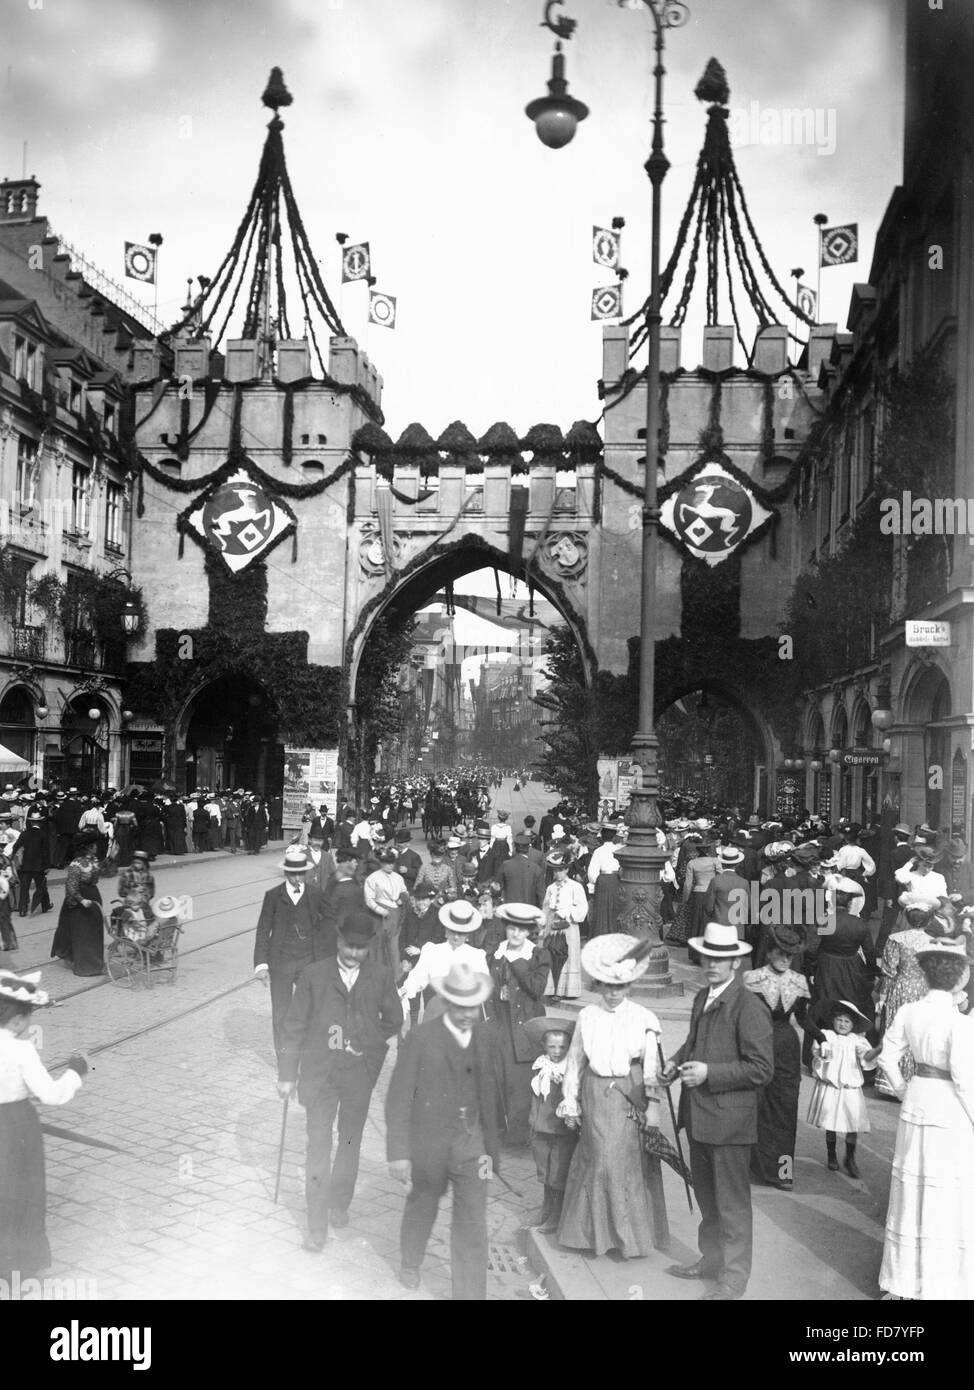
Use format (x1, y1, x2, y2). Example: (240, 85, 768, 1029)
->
(526, 0, 689, 992)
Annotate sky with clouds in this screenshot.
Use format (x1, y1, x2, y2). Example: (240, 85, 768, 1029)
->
(1, 0, 904, 439)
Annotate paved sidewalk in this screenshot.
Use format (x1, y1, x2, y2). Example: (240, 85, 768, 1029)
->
(524, 1035, 897, 1301)
(43, 988, 543, 1301)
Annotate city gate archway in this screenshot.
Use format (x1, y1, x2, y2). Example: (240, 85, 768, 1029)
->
(655, 683, 772, 813)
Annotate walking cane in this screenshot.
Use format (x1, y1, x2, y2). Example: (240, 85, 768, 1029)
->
(273, 1094, 290, 1204)
(657, 1039, 694, 1213)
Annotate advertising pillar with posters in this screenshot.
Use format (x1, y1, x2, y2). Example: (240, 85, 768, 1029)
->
(283, 747, 339, 835)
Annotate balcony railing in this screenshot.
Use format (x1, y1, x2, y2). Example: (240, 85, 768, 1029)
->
(12, 624, 46, 661)
(66, 632, 100, 670)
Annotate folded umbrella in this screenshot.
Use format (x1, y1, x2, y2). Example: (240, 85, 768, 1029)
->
(641, 1124, 694, 1187)
(40, 1122, 128, 1154)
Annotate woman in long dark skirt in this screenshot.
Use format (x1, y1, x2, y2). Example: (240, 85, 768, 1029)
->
(0, 970, 87, 1278)
(112, 801, 137, 868)
(51, 831, 115, 977)
(587, 826, 621, 937)
(744, 924, 816, 1190)
(801, 877, 878, 1069)
(140, 801, 165, 861)
(164, 798, 187, 856)
(487, 905, 550, 1148)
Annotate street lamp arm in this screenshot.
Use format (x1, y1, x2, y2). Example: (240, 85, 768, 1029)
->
(542, 0, 577, 40)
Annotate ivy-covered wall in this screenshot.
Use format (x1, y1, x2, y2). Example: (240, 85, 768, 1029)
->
(125, 556, 343, 769)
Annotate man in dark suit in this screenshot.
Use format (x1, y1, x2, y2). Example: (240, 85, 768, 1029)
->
(12, 810, 52, 916)
(498, 837, 544, 908)
(386, 961, 501, 1300)
(254, 845, 332, 1062)
(278, 910, 402, 1248)
(662, 923, 773, 1301)
(393, 827, 422, 893)
(54, 789, 83, 869)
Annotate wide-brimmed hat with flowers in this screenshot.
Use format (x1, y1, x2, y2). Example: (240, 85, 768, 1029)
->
(437, 900, 483, 934)
(581, 933, 651, 985)
(430, 961, 494, 1007)
(687, 922, 752, 958)
(916, 935, 969, 962)
(0, 969, 48, 1007)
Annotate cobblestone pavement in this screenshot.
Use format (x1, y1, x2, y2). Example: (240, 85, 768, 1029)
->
(24, 781, 555, 1301)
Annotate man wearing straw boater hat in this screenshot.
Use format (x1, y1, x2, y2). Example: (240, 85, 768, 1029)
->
(662, 922, 773, 1300)
(386, 960, 501, 1299)
(253, 844, 330, 1064)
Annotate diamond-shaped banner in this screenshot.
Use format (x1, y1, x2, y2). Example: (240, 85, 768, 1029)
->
(820, 223, 858, 267)
(659, 462, 774, 567)
(591, 284, 623, 321)
(342, 242, 371, 282)
(796, 284, 817, 320)
(124, 242, 157, 283)
(369, 291, 397, 329)
(184, 467, 296, 573)
(592, 226, 621, 269)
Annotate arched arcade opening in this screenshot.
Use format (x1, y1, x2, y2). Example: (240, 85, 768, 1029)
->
(655, 683, 772, 814)
(345, 537, 592, 803)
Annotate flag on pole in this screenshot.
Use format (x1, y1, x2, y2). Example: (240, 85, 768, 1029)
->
(124, 242, 157, 283)
(369, 291, 397, 329)
(591, 284, 623, 321)
(592, 226, 621, 269)
(341, 242, 371, 282)
(796, 284, 817, 320)
(820, 224, 858, 267)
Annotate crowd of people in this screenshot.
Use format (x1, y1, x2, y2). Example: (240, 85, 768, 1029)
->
(257, 782, 974, 1301)
(0, 764, 970, 1302)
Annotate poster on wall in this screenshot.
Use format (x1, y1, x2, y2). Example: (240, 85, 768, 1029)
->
(283, 747, 339, 831)
(951, 749, 967, 835)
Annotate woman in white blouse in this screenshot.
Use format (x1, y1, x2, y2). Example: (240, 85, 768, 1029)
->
(878, 938, 974, 1299)
(0, 969, 88, 1278)
(363, 847, 408, 976)
(556, 934, 669, 1257)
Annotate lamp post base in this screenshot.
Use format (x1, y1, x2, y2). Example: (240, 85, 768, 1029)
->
(614, 814, 683, 999)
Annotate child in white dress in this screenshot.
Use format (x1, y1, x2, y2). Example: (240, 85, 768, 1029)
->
(806, 998, 879, 1177)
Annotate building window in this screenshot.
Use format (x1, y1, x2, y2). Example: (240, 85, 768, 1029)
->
(104, 483, 123, 550)
(71, 465, 91, 534)
(839, 428, 852, 523)
(13, 338, 40, 390)
(70, 379, 83, 414)
(819, 468, 833, 549)
(16, 436, 38, 514)
(104, 402, 117, 435)
(7, 557, 32, 626)
(862, 406, 876, 489)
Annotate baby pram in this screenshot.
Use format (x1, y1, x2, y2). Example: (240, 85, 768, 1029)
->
(106, 900, 182, 987)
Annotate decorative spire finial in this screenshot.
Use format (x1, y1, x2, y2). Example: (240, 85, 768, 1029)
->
(262, 67, 293, 114)
(694, 58, 729, 106)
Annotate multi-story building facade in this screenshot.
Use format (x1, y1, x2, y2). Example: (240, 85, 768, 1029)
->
(0, 177, 148, 789)
(788, 0, 974, 873)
